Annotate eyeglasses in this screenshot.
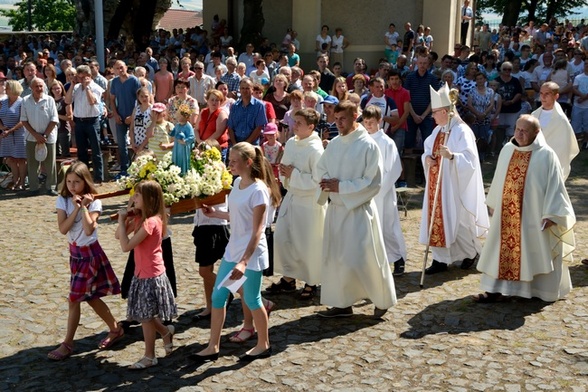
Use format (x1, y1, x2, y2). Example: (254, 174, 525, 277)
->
(502, 68, 512, 71)
(194, 67, 203, 70)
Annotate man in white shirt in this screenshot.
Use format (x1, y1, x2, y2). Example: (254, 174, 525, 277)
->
(21, 78, 59, 195)
(65, 65, 106, 183)
(360, 77, 398, 133)
(460, 0, 473, 45)
(189, 61, 215, 108)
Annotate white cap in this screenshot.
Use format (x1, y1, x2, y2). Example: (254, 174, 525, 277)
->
(430, 82, 452, 110)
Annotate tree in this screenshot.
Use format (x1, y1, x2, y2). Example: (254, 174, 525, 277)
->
(478, 0, 588, 25)
(0, 0, 76, 31)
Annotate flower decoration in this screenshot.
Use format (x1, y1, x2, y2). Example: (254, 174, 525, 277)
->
(117, 144, 232, 207)
(191, 142, 233, 197)
(177, 103, 194, 118)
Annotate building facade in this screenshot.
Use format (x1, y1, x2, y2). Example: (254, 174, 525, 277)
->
(203, 0, 462, 71)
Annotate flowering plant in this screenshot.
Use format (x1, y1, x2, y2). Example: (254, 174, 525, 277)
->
(117, 145, 232, 207)
(177, 103, 195, 118)
(117, 153, 189, 205)
(190, 142, 233, 197)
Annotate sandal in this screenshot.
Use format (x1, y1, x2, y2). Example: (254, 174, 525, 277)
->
(299, 284, 317, 300)
(265, 278, 296, 294)
(162, 324, 174, 356)
(47, 342, 74, 361)
(264, 299, 276, 316)
(128, 356, 158, 370)
(229, 327, 255, 343)
(472, 292, 504, 303)
(98, 326, 124, 350)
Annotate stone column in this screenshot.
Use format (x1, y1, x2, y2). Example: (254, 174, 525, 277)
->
(423, 0, 459, 57)
(292, 0, 321, 70)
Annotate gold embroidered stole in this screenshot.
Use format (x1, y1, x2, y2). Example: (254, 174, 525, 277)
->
(498, 150, 532, 280)
(427, 131, 447, 247)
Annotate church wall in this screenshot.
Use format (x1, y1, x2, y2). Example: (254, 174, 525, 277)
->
(203, 0, 458, 73)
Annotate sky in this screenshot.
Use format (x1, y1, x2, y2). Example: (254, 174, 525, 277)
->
(171, 0, 202, 11)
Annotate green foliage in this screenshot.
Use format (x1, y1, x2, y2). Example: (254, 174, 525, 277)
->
(478, 0, 588, 23)
(0, 0, 76, 31)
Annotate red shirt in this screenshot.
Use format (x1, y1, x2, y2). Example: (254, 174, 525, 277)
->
(198, 108, 229, 147)
(385, 87, 411, 130)
(133, 216, 165, 279)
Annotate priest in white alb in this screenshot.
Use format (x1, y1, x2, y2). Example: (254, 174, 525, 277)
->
(475, 115, 575, 302)
(362, 105, 407, 276)
(420, 83, 489, 274)
(315, 101, 397, 318)
(532, 81, 579, 180)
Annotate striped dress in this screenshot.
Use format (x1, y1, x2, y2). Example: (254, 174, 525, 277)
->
(0, 97, 25, 159)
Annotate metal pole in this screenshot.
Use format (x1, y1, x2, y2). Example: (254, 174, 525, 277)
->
(95, 0, 105, 71)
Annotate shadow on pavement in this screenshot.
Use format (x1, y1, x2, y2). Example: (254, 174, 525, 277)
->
(400, 296, 550, 339)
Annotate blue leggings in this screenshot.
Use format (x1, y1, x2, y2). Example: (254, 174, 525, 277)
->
(211, 258, 263, 310)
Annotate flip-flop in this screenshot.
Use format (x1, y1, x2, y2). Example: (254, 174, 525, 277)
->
(47, 342, 73, 361)
(264, 299, 276, 316)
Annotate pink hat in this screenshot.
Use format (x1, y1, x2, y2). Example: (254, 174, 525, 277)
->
(152, 102, 167, 112)
(263, 123, 278, 134)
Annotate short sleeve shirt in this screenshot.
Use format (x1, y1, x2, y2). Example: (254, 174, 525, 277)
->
(133, 216, 165, 278)
(223, 178, 269, 271)
(56, 196, 101, 246)
(227, 97, 267, 144)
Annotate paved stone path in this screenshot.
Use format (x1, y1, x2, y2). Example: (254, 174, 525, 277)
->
(1, 157, 588, 391)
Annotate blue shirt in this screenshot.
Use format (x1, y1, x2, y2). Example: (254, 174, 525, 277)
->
(110, 75, 141, 119)
(228, 97, 267, 145)
(403, 70, 440, 114)
(221, 72, 242, 93)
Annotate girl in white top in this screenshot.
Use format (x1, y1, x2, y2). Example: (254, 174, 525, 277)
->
(190, 142, 281, 363)
(48, 162, 122, 361)
(330, 28, 349, 65)
(316, 25, 332, 57)
(130, 87, 152, 155)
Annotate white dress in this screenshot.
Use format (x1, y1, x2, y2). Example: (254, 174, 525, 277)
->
(315, 125, 397, 309)
(419, 118, 489, 264)
(369, 129, 407, 262)
(532, 102, 579, 180)
(477, 133, 575, 301)
(274, 132, 326, 285)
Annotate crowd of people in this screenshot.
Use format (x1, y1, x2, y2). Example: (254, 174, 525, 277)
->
(0, 11, 584, 368)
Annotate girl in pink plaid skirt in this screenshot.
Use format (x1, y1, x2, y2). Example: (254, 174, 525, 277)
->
(48, 162, 122, 361)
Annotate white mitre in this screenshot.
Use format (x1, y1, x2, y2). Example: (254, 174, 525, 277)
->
(430, 82, 451, 110)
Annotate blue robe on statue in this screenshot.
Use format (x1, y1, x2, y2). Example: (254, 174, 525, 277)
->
(170, 122, 194, 174)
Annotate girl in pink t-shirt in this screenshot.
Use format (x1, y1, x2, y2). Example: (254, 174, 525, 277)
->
(116, 180, 177, 370)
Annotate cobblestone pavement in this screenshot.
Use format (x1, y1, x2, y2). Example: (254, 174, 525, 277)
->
(1, 156, 588, 391)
